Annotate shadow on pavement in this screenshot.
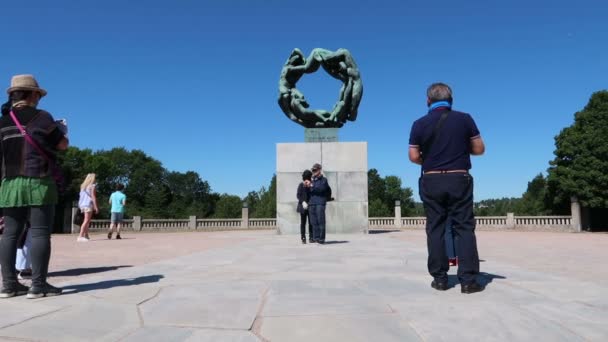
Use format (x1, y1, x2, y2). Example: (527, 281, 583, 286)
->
(369, 230, 401, 235)
(447, 272, 506, 289)
(321, 241, 349, 245)
(63, 274, 164, 294)
(49, 265, 133, 278)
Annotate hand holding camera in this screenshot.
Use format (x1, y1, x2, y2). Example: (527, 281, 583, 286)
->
(55, 119, 68, 136)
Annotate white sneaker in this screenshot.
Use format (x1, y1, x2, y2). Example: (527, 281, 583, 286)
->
(76, 237, 89, 242)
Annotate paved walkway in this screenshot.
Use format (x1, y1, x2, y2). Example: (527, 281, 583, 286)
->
(0, 230, 606, 341)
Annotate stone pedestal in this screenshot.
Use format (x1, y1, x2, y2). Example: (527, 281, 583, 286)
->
(276, 142, 368, 235)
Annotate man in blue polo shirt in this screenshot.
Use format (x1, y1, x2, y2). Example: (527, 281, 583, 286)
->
(408, 83, 486, 294)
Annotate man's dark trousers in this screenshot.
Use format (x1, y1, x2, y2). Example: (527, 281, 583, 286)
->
(309, 204, 326, 242)
(419, 173, 479, 284)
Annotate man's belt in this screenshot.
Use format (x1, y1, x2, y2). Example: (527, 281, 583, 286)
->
(423, 170, 469, 175)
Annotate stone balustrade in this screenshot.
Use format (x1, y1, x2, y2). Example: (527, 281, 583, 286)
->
(369, 215, 576, 232)
(70, 208, 578, 234)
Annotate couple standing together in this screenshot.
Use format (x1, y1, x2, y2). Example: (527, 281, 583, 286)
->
(296, 163, 330, 244)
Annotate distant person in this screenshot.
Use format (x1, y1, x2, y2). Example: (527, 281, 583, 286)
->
(408, 82, 485, 294)
(297, 170, 313, 244)
(16, 222, 32, 280)
(0, 74, 68, 298)
(78, 173, 99, 242)
(108, 183, 127, 240)
(445, 221, 458, 266)
(307, 163, 330, 244)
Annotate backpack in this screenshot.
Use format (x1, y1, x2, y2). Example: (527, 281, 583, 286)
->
(326, 183, 334, 202)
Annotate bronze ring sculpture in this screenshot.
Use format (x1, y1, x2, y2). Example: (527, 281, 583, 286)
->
(278, 48, 363, 128)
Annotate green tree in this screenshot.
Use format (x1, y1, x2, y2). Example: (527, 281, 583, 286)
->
(368, 169, 386, 207)
(213, 194, 243, 218)
(385, 175, 415, 216)
(253, 175, 276, 218)
(474, 198, 520, 216)
(143, 185, 171, 218)
(514, 174, 548, 215)
(367, 169, 415, 217)
(547, 90, 608, 210)
(243, 191, 261, 217)
(369, 198, 391, 217)
(58, 146, 218, 219)
(412, 202, 425, 216)
(165, 171, 214, 218)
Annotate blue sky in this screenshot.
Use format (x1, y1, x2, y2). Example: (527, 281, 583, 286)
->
(1, 0, 606, 200)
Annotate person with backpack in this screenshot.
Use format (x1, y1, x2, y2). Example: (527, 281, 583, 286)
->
(306, 163, 331, 244)
(0, 74, 69, 298)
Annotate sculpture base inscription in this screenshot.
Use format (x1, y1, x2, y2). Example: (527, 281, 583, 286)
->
(305, 128, 338, 143)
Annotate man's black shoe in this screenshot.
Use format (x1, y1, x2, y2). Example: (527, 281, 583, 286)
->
(301, 238, 307, 244)
(431, 280, 448, 291)
(0, 283, 29, 298)
(317, 240, 325, 244)
(26, 283, 62, 299)
(116, 234, 122, 240)
(461, 282, 484, 294)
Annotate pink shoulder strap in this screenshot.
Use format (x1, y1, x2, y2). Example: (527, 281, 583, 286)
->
(9, 110, 53, 163)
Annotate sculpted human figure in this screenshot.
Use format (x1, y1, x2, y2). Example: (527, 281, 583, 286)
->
(277, 48, 362, 128)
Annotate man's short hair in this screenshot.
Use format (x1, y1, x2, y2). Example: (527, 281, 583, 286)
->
(427, 83, 453, 102)
(116, 183, 124, 191)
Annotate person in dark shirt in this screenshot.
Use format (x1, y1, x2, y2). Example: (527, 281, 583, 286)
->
(296, 170, 313, 244)
(408, 82, 485, 294)
(306, 163, 330, 244)
(0, 75, 68, 299)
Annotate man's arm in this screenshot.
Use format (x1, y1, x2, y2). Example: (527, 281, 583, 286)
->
(409, 146, 423, 165)
(470, 136, 485, 155)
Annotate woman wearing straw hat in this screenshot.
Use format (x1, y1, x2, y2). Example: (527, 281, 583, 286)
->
(0, 74, 68, 298)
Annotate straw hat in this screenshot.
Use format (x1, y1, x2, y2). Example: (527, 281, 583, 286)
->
(6, 74, 47, 97)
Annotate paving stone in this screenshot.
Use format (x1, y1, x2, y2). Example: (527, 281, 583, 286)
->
(0, 231, 606, 341)
(0, 302, 139, 342)
(260, 313, 422, 342)
(140, 281, 267, 329)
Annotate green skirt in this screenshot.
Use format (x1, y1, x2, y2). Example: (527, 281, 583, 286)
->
(0, 177, 58, 208)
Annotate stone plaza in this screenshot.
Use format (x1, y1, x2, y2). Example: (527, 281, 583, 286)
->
(0, 229, 605, 341)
